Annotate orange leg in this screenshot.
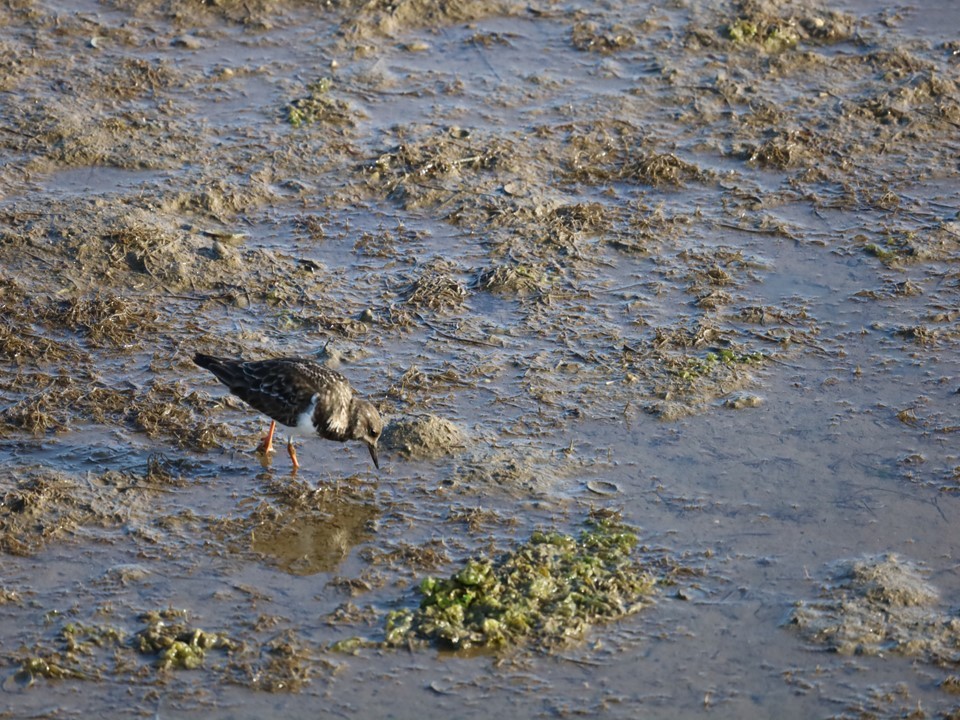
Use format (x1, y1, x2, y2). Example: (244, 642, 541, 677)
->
(257, 420, 277, 455)
(287, 439, 300, 472)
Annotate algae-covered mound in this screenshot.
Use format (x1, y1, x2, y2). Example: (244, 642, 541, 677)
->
(384, 512, 656, 650)
(789, 554, 960, 663)
(381, 414, 466, 460)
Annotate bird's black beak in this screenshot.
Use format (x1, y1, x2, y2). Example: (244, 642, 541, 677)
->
(368, 442, 380, 470)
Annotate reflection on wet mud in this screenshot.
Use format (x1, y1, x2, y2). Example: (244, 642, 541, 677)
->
(249, 494, 377, 576)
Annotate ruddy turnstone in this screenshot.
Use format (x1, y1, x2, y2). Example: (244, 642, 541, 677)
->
(193, 353, 382, 470)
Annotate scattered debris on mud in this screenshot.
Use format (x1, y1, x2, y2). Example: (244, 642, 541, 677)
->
(0, 462, 188, 556)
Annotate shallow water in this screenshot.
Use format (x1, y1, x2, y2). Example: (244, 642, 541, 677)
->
(1, 0, 959, 717)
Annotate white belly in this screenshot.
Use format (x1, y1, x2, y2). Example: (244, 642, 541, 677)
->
(291, 395, 319, 437)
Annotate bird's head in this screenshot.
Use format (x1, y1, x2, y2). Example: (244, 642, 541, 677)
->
(351, 399, 383, 469)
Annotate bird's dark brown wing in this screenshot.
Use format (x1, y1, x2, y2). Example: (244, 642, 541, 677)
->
(195, 354, 329, 427)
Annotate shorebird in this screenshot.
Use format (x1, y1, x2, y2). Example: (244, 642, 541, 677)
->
(193, 353, 382, 471)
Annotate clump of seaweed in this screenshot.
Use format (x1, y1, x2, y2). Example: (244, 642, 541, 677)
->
(226, 629, 316, 693)
(7, 621, 131, 688)
(42, 295, 159, 348)
(610, 205, 692, 254)
(0, 318, 86, 364)
(564, 128, 704, 187)
(4, 605, 326, 693)
(384, 511, 656, 650)
(131, 381, 227, 448)
(545, 202, 611, 245)
(364, 128, 514, 211)
(92, 57, 177, 101)
(746, 130, 816, 169)
(626, 152, 703, 187)
(103, 216, 177, 275)
(726, 16, 800, 52)
(135, 609, 235, 670)
(8, 653, 98, 687)
(361, 538, 451, 573)
(0, 373, 232, 450)
(447, 505, 517, 533)
(473, 263, 545, 296)
(858, 229, 945, 267)
(402, 272, 466, 312)
(724, 0, 853, 51)
(668, 348, 765, 382)
(0, 279, 88, 363)
(286, 78, 358, 127)
(631, 323, 767, 420)
(4, 610, 235, 690)
(570, 21, 636, 53)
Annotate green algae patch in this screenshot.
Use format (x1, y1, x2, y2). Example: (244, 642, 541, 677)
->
(5, 611, 235, 690)
(1, 606, 332, 694)
(384, 513, 656, 651)
(6, 655, 98, 689)
(6, 622, 127, 688)
(726, 17, 799, 52)
(286, 78, 358, 128)
(722, 1, 854, 53)
(640, 337, 768, 421)
(672, 348, 765, 382)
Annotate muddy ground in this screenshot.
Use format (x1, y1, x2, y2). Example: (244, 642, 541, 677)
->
(1, 0, 959, 717)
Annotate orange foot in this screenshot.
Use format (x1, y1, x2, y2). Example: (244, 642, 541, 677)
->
(287, 439, 301, 473)
(257, 420, 277, 455)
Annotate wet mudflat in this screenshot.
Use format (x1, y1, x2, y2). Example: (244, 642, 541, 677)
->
(1, 0, 959, 717)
